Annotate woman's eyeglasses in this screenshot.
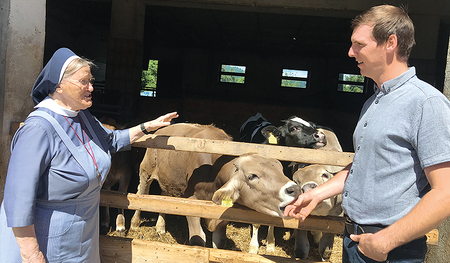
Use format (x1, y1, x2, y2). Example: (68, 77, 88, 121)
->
(67, 77, 95, 88)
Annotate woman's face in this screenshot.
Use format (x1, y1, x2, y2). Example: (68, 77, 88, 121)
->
(56, 65, 94, 111)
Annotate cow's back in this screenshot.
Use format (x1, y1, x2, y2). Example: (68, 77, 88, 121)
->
(140, 123, 232, 197)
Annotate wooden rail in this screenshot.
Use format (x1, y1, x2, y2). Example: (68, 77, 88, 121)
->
(99, 235, 326, 263)
(100, 190, 345, 234)
(133, 134, 354, 167)
(100, 190, 439, 245)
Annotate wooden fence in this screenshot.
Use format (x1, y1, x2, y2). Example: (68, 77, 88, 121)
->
(99, 134, 438, 263)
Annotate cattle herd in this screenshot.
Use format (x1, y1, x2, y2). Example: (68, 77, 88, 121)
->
(101, 113, 345, 261)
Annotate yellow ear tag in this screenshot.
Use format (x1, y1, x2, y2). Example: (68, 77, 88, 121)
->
(221, 197, 233, 207)
(268, 133, 278, 144)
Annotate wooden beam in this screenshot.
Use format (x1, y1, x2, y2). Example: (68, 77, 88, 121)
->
(100, 190, 439, 245)
(99, 235, 327, 263)
(132, 134, 354, 166)
(101, 190, 346, 235)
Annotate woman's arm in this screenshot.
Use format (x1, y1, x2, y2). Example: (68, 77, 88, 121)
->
(129, 112, 178, 143)
(12, 225, 45, 263)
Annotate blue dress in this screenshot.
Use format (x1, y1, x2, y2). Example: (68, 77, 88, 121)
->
(0, 106, 130, 262)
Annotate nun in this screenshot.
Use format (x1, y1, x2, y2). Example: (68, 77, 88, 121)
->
(0, 47, 177, 262)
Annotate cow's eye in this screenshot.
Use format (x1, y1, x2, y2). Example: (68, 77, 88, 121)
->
(248, 174, 259, 181)
(289, 126, 298, 132)
(322, 173, 330, 180)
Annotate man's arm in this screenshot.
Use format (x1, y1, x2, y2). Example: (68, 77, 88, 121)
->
(352, 161, 450, 261)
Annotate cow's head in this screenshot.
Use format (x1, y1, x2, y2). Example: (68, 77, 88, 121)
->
(292, 164, 343, 216)
(261, 116, 326, 149)
(212, 153, 300, 218)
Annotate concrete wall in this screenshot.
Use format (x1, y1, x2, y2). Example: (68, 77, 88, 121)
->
(0, 0, 45, 201)
(427, 33, 450, 263)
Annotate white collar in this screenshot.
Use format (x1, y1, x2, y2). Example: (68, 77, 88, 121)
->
(34, 97, 79, 117)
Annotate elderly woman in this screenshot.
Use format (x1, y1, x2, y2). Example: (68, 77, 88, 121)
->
(0, 47, 178, 262)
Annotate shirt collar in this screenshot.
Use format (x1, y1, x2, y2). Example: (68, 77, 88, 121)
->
(34, 97, 79, 117)
(376, 67, 416, 95)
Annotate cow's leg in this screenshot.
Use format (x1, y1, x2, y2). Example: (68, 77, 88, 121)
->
(318, 232, 335, 261)
(310, 230, 323, 245)
(155, 213, 166, 234)
(266, 225, 275, 252)
(115, 214, 126, 237)
(249, 224, 260, 254)
(116, 171, 132, 234)
(99, 205, 110, 235)
(130, 173, 153, 229)
(294, 229, 310, 260)
(100, 184, 112, 235)
(212, 220, 228, 249)
(186, 215, 206, 247)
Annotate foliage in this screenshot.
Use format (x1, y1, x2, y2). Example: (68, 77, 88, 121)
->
(221, 65, 245, 83)
(341, 74, 364, 93)
(142, 60, 158, 88)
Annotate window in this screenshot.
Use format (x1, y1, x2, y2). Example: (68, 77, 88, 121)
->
(141, 60, 158, 97)
(220, 64, 246, 84)
(281, 69, 308, 88)
(338, 73, 365, 93)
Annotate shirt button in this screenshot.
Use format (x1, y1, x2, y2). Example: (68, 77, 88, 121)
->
(357, 146, 361, 151)
(364, 122, 368, 127)
(375, 100, 379, 104)
(344, 192, 348, 197)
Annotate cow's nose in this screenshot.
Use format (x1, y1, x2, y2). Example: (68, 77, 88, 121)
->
(285, 184, 301, 197)
(301, 182, 318, 193)
(314, 131, 325, 140)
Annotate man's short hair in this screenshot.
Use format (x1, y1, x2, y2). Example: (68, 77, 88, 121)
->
(351, 5, 416, 62)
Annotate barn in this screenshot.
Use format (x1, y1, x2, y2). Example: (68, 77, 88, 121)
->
(1, 0, 449, 262)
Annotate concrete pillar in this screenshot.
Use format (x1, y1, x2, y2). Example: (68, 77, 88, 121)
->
(106, 0, 145, 123)
(0, 0, 46, 202)
(426, 34, 450, 263)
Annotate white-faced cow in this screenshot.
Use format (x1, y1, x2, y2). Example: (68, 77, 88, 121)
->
(239, 113, 326, 150)
(260, 116, 326, 149)
(129, 123, 301, 249)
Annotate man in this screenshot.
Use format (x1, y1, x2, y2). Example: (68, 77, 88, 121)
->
(284, 5, 450, 263)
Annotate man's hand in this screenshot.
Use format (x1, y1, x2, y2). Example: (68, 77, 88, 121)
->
(283, 193, 320, 221)
(350, 233, 389, 261)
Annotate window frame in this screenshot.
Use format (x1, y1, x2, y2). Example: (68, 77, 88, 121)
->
(337, 73, 366, 94)
(219, 64, 247, 84)
(280, 68, 309, 89)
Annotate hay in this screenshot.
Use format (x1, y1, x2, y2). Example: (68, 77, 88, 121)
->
(107, 213, 343, 262)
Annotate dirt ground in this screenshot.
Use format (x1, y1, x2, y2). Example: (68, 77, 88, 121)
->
(107, 211, 343, 262)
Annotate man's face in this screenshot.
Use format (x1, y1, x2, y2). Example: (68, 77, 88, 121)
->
(348, 24, 387, 83)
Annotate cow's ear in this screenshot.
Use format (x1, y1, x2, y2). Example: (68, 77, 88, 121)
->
(261, 125, 280, 139)
(212, 176, 242, 205)
(325, 165, 344, 174)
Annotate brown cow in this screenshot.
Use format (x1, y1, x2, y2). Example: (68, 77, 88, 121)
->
(292, 164, 343, 260)
(129, 123, 301, 249)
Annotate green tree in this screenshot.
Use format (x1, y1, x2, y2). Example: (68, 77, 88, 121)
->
(220, 65, 245, 83)
(142, 60, 158, 88)
(342, 74, 364, 93)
